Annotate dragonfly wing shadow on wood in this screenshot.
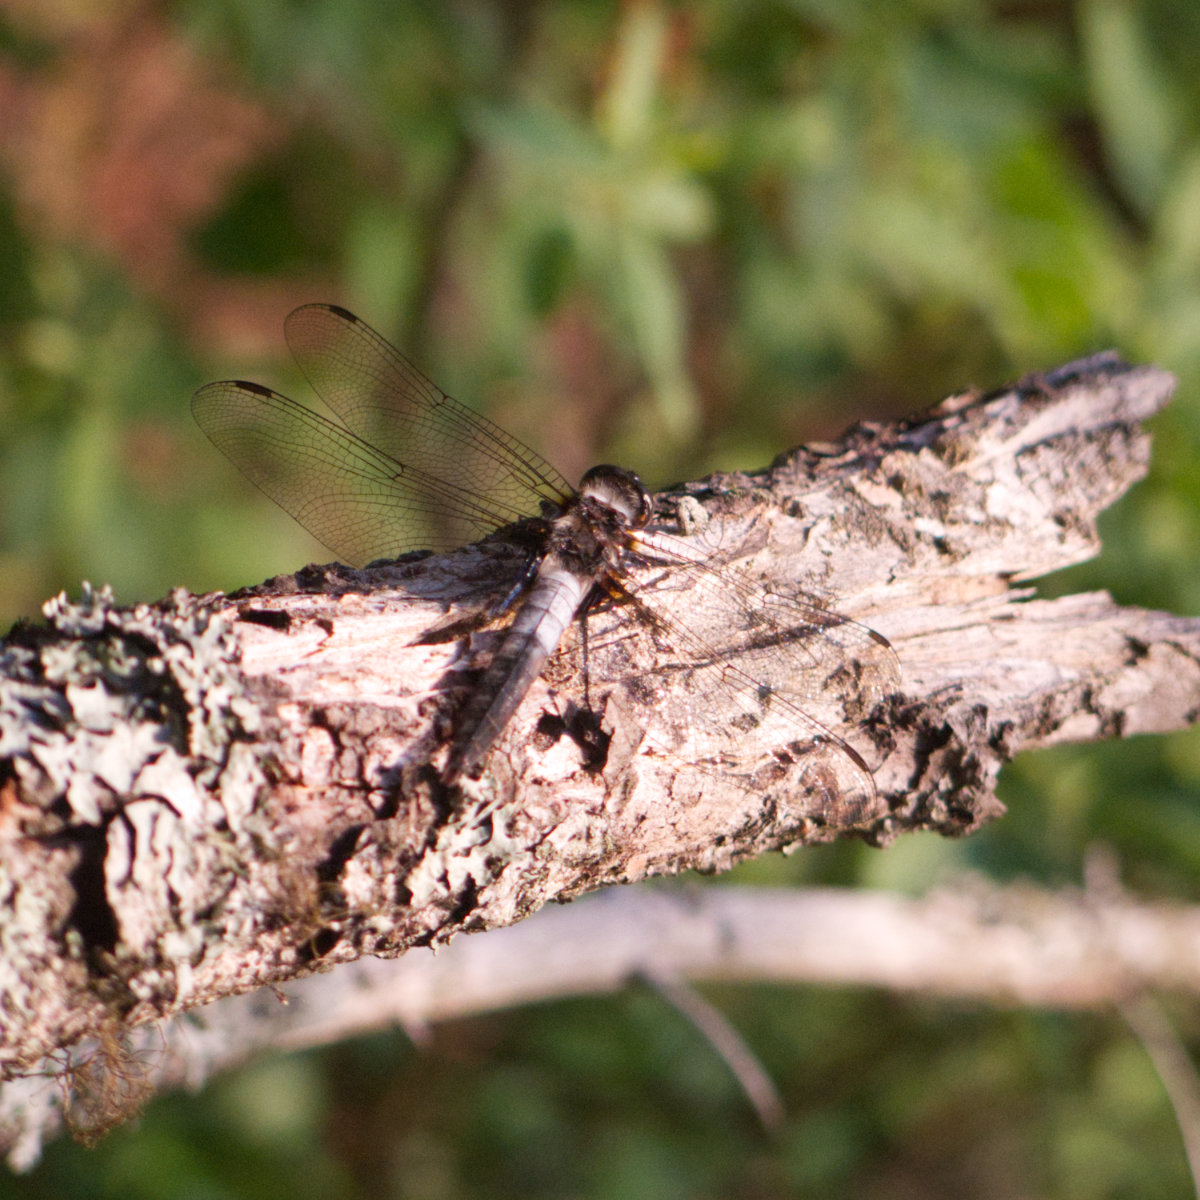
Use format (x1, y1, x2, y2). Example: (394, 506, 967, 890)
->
(192, 304, 898, 821)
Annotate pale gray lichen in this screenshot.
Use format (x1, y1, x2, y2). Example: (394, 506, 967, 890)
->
(0, 581, 274, 1054)
(674, 494, 711, 537)
(32, 583, 267, 799)
(404, 798, 524, 916)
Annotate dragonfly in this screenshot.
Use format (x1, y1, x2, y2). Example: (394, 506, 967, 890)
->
(192, 305, 898, 824)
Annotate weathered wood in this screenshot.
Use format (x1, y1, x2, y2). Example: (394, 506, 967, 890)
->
(0, 352, 1194, 1124)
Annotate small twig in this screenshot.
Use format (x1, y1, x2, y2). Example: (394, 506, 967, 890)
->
(639, 969, 785, 1133)
(1086, 845, 1200, 1198)
(1119, 996, 1200, 1200)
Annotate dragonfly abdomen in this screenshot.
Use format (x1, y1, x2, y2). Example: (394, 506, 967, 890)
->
(448, 558, 591, 778)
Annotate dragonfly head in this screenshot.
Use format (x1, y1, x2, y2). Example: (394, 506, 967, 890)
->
(578, 464, 652, 530)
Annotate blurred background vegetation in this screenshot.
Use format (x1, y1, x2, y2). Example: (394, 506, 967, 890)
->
(2, 0, 1200, 1196)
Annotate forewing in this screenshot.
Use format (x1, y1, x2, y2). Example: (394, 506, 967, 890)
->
(577, 534, 899, 825)
(626, 532, 900, 712)
(193, 305, 576, 564)
(284, 304, 573, 529)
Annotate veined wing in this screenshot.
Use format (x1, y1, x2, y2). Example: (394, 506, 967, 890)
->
(192, 306, 574, 566)
(576, 531, 899, 823)
(624, 527, 899, 711)
(284, 305, 572, 527)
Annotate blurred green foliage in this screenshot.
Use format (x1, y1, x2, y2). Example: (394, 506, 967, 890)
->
(2, 0, 1200, 1196)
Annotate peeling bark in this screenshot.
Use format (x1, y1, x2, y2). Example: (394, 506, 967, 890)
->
(1, 352, 1196, 1139)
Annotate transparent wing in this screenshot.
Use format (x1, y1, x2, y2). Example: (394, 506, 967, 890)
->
(574, 532, 900, 824)
(285, 304, 572, 524)
(191, 306, 573, 566)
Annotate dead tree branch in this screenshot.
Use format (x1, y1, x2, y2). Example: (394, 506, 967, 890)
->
(0, 352, 1195, 1112)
